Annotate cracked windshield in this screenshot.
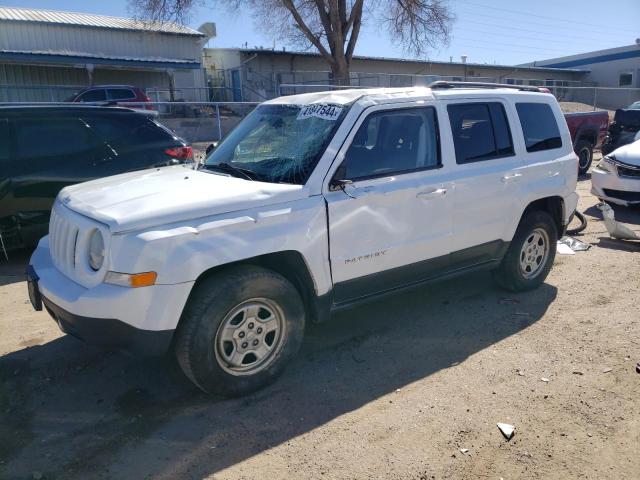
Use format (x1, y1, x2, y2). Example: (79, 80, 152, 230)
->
(203, 103, 346, 184)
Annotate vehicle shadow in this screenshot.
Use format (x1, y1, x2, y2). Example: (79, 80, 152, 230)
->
(595, 237, 640, 252)
(1, 271, 557, 479)
(0, 248, 32, 287)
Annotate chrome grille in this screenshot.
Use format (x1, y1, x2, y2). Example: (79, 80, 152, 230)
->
(616, 162, 640, 179)
(49, 206, 79, 278)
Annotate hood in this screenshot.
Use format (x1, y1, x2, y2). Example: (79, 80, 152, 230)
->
(610, 139, 640, 166)
(60, 165, 304, 232)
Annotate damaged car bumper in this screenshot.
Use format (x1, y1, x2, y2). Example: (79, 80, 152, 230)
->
(591, 160, 640, 206)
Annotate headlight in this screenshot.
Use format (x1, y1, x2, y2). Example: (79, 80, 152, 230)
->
(88, 229, 105, 271)
(595, 156, 616, 174)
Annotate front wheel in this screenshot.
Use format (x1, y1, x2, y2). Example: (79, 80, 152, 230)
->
(493, 211, 558, 292)
(175, 265, 305, 396)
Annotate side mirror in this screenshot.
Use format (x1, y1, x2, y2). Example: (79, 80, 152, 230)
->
(329, 165, 353, 192)
(205, 143, 215, 156)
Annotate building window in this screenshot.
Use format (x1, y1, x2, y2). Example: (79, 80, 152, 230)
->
(619, 72, 633, 87)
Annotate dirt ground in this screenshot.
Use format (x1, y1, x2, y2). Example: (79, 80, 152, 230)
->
(1, 163, 639, 480)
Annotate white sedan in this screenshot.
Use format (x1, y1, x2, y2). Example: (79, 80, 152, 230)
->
(592, 139, 640, 206)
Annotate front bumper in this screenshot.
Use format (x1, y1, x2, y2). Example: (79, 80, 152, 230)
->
(29, 236, 195, 356)
(591, 167, 640, 206)
(42, 295, 174, 356)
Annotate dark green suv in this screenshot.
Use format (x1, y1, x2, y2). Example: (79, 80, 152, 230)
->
(0, 106, 193, 249)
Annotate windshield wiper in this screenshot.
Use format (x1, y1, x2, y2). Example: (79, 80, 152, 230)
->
(202, 162, 255, 181)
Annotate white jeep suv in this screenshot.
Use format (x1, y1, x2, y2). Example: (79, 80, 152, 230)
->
(28, 82, 578, 396)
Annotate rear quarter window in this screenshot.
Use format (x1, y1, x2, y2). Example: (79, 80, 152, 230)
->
(83, 114, 176, 151)
(516, 103, 562, 152)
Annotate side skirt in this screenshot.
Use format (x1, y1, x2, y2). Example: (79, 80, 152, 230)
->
(312, 240, 509, 321)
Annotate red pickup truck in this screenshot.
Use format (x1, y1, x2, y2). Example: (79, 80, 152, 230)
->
(564, 111, 609, 175)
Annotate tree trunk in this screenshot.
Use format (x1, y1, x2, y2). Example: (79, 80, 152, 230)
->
(331, 58, 351, 86)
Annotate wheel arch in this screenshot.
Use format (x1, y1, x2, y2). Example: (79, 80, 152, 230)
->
(183, 250, 328, 326)
(574, 127, 597, 148)
(522, 196, 565, 235)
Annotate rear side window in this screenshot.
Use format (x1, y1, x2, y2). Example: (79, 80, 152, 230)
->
(448, 102, 514, 164)
(107, 89, 136, 100)
(77, 89, 106, 102)
(515, 103, 562, 152)
(83, 115, 175, 151)
(343, 107, 440, 180)
(0, 118, 9, 161)
(14, 118, 96, 158)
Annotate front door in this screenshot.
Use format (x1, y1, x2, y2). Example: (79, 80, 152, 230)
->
(324, 104, 453, 304)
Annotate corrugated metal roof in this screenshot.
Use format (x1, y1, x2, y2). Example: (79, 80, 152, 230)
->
(0, 6, 204, 36)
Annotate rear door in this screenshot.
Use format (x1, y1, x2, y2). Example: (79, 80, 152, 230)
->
(324, 103, 453, 303)
(443, 99, 524, 264)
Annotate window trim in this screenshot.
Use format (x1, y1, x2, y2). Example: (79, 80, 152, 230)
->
(515, 101, 563, 153)
(447, 101, 516, 165)
(338, 105, 443, 183)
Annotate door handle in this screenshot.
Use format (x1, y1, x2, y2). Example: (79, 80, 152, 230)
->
(548, 170, 560, 177)
(416, 187, 447, 199)
(501, 172, 523, 183)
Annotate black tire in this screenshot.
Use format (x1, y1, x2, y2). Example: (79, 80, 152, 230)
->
(575, 140, 593, 175)
(175, 265, 305, 397)
(493, 210, 558, 292)
(565, 210, 587, 235)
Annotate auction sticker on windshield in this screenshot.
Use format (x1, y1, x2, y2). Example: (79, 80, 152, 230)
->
(297, 104, 343, 121)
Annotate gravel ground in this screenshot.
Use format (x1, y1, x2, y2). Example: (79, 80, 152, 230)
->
(1, 166, 639, 480)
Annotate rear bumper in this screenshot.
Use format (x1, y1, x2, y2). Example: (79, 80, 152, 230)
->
(42, 295, 174, 356)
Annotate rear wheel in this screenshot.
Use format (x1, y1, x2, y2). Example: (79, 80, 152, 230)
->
(576, 140, 593, 175)
(494, 211, 558, 292)
(175, 265, 305, 397)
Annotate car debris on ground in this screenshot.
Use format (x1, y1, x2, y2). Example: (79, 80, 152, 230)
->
(558, 236, 591, 253)
(598, 203, 640, 240)
(497, 423, 516, 440)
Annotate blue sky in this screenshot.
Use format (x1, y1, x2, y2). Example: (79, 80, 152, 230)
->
(3, 0, 639, 65)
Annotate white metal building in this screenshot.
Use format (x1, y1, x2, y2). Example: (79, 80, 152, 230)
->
(523, 44, 640, 109)
(0, 6, 210, 102)
(203, 47, 588, 102)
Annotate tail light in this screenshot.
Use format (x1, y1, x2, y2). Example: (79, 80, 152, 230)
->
(143, 94, 154, 110)
(165, 146, 193, 161)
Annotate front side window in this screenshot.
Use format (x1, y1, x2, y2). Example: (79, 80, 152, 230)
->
(204, 103, 347, 184)
(342, 107, 440, 180)
(448, 102, 514, 164)
(515, 102, 562, 152)
(77, 89, 107, 102)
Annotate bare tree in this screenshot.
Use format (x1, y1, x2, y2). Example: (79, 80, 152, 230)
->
(129, 0, 454, 85)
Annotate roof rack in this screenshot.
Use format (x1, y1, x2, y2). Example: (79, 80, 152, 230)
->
(428, 80, 542, 92)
